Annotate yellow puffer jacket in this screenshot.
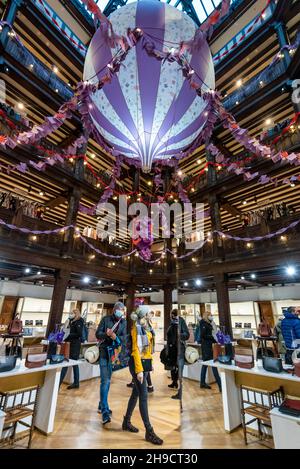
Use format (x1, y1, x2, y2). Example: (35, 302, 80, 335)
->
(131, 325, 153, 374)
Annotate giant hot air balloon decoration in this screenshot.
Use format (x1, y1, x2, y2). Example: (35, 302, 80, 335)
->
(83, 0, 215, 172)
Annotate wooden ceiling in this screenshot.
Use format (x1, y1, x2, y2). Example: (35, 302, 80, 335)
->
(0, 0, 299, 248)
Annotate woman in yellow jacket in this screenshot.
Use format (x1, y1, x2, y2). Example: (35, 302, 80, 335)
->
(122, 306, 163, 445)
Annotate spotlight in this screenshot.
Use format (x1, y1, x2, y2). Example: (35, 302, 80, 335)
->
(195, 279, 202, 286)
(25, 268, 31, 274)
(251, 274, 256, 279)
(17, 102, 25, 110)
(241, 276, 245, 280)
(286, 266, 296, 276)
(236, 79, 243, 88)
(53, 66, 59, 74)
(184, 281, 188, 287)
(83, 276, 90, 284)
(37, 271, 41, 275)
(97, 280, 102, 285)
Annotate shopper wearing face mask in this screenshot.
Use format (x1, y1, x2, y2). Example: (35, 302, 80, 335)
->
(95, 301, 127, 425)
(122, 305, 163, 445)
(199, 311, 222, 392)
(59, 308, 84, 389)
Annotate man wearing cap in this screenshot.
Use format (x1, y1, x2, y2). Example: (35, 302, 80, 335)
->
(96, 301, 127, 424)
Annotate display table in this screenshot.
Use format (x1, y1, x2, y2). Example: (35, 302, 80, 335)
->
(0, 358, 79, 435)
(64, 359, 100, 383)
(270, 407, 300, 449)
(203, 360, 300, 434)
(183, 360, 215, 384)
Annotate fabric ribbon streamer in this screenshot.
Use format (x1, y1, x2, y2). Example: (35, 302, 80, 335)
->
(200, 0, 231, 37)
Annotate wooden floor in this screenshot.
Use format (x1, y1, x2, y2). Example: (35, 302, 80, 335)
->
(28, 358, 266, 449)
(181, 378, 265, 449)
(32, 356, 181, 449)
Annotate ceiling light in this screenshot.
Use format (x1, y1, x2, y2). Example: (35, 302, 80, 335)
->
(251, 274, 256, 279)
(25, 268, 31, 274)
(91, 153, 96, 159)
(39, 191, 44, 196)
(236, 79, 243, 88)
(111, 283, 114, 286)
(243, 200, 247, 205)
(286, 266, 296, 276)
(265, 118, 272, 126)
(83, 276, 90, 283)
(17, 102, 25, 110)
(37, 271, 41, 275)
(177, 170, 183, 177)
(184, 281, 188, 287)
(53, 66, 59, 74)
(241, 276, 245, 280)
(195, 279, 202, 286)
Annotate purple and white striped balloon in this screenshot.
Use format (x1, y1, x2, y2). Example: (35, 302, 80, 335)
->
(83, 0, 215, 172)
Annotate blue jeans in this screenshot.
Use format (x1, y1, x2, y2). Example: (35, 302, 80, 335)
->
(200, 365, 221, 391)
(124, 357, 151, 431)
(99, 357, 112, 416)
(59, 365, 79, 387)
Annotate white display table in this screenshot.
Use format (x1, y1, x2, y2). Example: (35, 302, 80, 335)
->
(270, 407, 300, 449)
(64, 359, 100, 383)
(204, 360, 300, 435)
(183, 360, 215, 384)
(0, 358, 79, 435)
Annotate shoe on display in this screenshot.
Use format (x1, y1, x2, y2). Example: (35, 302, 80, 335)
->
(171, 393, 180, 400)
(67, 383, 79, 389)
(200, 383, 211, 389)
(168, 383, 178, 389)
(147, 386, 154, 393)
(145, 427, 163, 445)
(102, 414, 111, 425)
(122, 416, 139, 433)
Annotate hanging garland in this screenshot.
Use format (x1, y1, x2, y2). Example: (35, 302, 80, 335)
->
(0, 216, 299, 262)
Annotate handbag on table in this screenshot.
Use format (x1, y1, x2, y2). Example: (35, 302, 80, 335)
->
(60, 342, 70, 360)
(25, 353, 47, 369)
(213, 343, 223, 361)
(50, 354, 65, 365)
(294, 362, 300, 378)
(218, 355, 232, 365)
(279, 398, 300, 418)
(235, 354, 254, 369)
(0, 356, 17, 373)
(262, 356, 283, 373)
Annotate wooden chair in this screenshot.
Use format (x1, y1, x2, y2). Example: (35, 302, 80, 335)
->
(0, 385, 40, 449)
(239, 385, 284, 447)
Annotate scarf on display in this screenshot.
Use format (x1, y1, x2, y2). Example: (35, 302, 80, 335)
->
(136, 323, 149, 354)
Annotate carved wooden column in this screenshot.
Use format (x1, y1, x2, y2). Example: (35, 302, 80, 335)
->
(46, 269, 71, 335)
(214, 272, 232, 337)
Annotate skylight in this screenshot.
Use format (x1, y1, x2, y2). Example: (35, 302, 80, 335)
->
(77, 0, 232, 25)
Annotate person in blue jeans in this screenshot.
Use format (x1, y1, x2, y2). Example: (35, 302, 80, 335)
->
(95, 302, 127, 425)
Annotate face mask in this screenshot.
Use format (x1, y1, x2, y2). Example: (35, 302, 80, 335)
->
(114, 309, 123, 319)
(69, 313, 75, 320)
(208, 315, 213, 321)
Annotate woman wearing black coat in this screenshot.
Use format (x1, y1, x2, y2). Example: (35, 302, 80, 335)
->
(59, 309, 84, 389)
(199, 311, 221, 392)
(166, 309, 190, 400)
